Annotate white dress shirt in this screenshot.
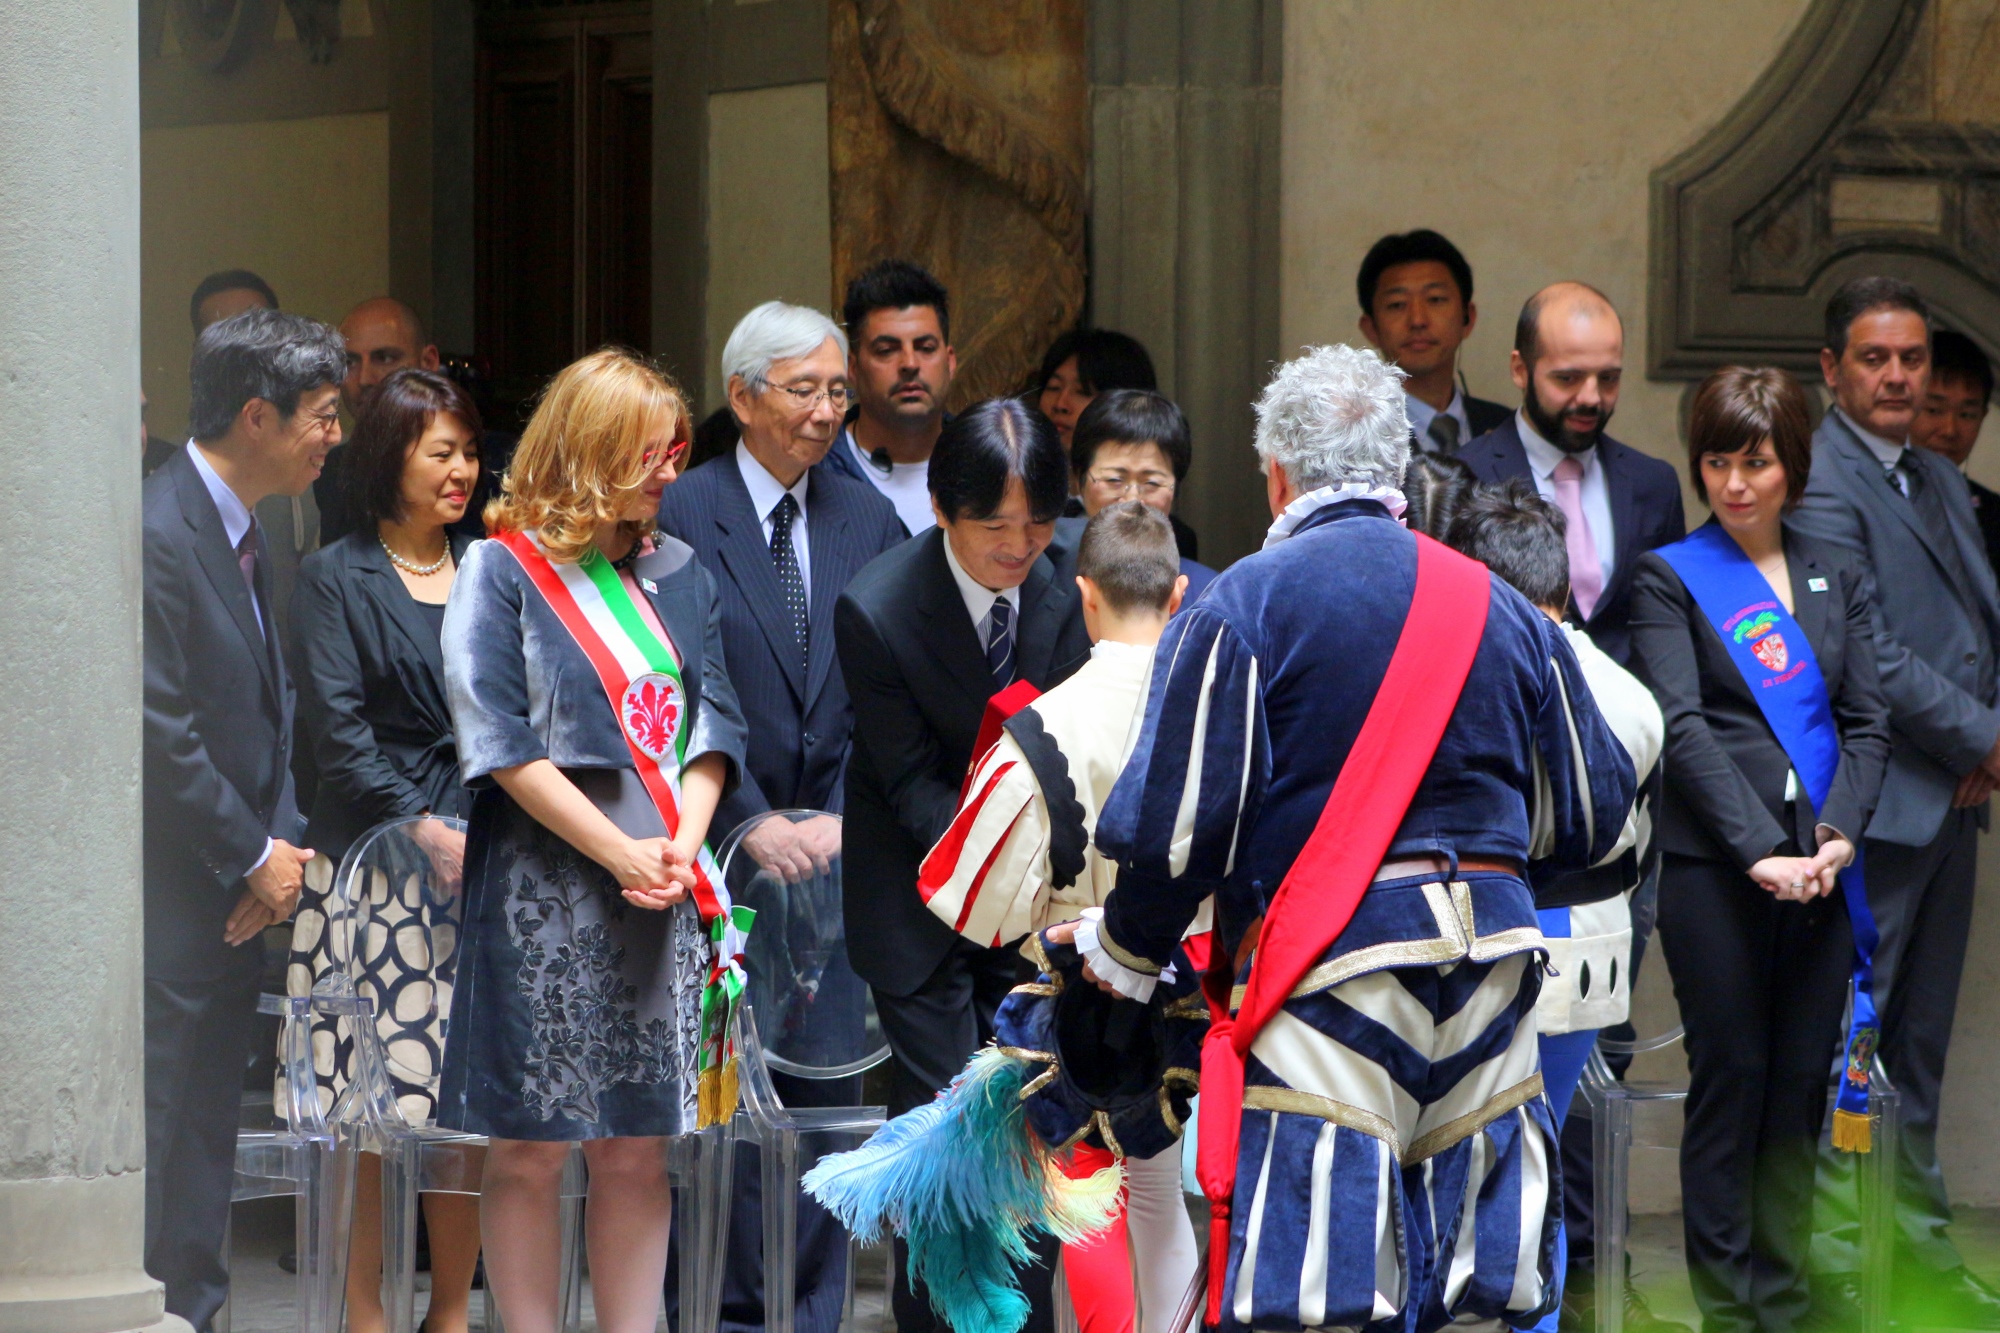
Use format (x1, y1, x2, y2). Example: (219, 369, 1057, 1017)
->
(1517, 409, 1616, 597)
(735, 441, 813, 599)
(185, 440, 275, 877)
(841, 426, 934, 537)
(1405, 390, 1473, 453)
(940, 524, 1021, 649)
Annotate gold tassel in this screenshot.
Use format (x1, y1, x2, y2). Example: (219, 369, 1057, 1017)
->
(697, 1058, 742, 1129)
(1832, 1107, 1873, 1153)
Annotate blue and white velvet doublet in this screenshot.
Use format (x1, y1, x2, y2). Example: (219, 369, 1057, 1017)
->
(1227, 872, 1557, 1333)
(1093, 501, 1635, 1333)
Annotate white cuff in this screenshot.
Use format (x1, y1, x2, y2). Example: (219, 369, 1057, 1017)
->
(1074, 906, 1159, 1003)
(246, 837, 274, 879)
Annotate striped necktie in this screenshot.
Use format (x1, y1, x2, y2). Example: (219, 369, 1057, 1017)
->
(986, 597, 1015, 687)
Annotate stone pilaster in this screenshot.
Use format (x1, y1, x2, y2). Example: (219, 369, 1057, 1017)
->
(0, 5, 180, 1331)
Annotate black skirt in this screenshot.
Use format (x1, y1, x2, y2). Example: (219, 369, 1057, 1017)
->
(436, 777, 708, 1140)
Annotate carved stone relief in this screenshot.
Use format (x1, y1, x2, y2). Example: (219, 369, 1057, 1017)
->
(829, 0, 1089, 407)
(1652, 0, 2000, 376)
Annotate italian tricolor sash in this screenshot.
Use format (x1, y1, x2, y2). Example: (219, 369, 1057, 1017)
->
(495, 528, 753, 1125)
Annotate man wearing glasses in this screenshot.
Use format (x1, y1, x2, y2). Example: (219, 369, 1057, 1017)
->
(143, 308, 343, 1329)
(824, 259, 958, 536)
(1069, 388, 1218, 599)
(655, 301, 907, 1333)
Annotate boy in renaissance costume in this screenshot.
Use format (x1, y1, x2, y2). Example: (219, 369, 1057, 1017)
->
(1059, 346, 1638, 1333)
(918, 500, 1203, 1333)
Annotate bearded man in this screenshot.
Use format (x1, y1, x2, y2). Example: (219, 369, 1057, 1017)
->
(1459, 282, 1685, 668)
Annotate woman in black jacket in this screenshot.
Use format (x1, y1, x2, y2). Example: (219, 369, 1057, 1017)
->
(290, 367, 485, 1333)
(1630, 367, 1890, 1333)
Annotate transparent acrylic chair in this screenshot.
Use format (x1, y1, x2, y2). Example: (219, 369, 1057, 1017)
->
(1578, 1020, 1900, 1333)
(718, 809, 891, 1333)
(320, 813, 737, 1333)
(222, 988, 358, 1333)
(315, 815, 585, 1333)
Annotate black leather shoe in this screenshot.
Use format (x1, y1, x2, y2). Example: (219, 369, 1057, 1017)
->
(1811, 1272, 1866, 1331)
(1897, 1266, 2000, 1330)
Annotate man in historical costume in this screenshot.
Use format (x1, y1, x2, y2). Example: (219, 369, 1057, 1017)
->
(1064, 345, 1636, 1333)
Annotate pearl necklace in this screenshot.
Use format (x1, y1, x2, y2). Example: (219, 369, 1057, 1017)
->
(381, 536, 451, 576)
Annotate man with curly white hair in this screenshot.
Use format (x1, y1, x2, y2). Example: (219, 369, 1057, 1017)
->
(1053, 343, 1637, 1333)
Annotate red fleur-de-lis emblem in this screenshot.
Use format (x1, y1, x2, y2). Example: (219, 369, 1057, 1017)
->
(1751, 631, 1788, 673)
(622, 673, 682, 760)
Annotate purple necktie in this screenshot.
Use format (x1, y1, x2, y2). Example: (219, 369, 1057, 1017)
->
(1552, 455, 1604, 621)
(237, 526, 258, 598)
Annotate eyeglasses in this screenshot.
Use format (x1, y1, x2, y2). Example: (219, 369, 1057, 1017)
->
(640, 435, 692, 470)
(1086, 470, 1175, 500)
(300, 405, 341, 435)
(767, 381, 852, 413)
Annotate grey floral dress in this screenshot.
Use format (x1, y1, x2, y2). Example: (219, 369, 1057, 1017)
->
(435, 535, 748, 1140)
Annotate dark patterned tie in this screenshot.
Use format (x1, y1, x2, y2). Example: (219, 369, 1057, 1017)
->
(1426, 413, 1461, 455)
(237, 524, 266, 641)
(1903, 456, 1971, 588)
(987, 596, 1015, 687)
(770, 494, 808, 673)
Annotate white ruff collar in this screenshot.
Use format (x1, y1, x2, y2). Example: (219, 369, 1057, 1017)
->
(1262, 483, 1408, 549)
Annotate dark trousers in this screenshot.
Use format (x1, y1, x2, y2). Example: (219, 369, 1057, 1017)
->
(144, 967, 262, 1333)
(1659, 853, 1853, 1333)
(873, 936, 1058, 1333)
(1812, 809, 1980, 1275)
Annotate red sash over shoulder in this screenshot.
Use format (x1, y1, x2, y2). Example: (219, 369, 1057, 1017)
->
(1195, 534, 1492, 1323)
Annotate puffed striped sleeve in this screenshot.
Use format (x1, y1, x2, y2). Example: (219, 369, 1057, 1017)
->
(1527, 616, 1636, 876)
(1093, 607, 1268, 984)
(916, 733, 1052, 948)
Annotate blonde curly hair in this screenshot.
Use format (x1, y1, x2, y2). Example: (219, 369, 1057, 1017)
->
(485, 347, 690, 563)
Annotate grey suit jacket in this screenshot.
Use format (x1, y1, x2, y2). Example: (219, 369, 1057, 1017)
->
(1790, 411, 2000, 845)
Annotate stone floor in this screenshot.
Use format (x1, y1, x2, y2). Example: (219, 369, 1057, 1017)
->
(218, 1197, 2000, 1333)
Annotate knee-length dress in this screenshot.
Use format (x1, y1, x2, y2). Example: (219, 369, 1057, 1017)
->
(435, 532, 747, 1141)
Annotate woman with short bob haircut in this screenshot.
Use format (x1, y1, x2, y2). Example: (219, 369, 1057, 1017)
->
(1631, 366, 1889, 1333)
(438, 347, 748, 1333)
(291, 367, 485, 1333)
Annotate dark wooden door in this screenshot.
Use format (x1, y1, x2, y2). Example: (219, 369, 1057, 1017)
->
(476, 3, 651, 426)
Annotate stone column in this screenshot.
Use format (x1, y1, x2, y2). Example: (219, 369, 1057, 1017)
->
(0, 6, 179, 1333)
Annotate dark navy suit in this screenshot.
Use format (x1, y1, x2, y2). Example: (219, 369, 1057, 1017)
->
(655, 450, 906, 1333)
(143, 448, 304, 1330)
(1458, 414, 1686, 667)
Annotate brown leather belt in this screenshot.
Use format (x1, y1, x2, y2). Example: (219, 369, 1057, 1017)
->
(1373, 854, 1522, 882)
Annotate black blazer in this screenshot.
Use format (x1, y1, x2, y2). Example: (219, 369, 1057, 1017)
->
(1464, 393, 1513, 438)
(655, 452, 909, 839)
(1459, 414, 1687, 666)
(836, 527, 1093, 995)
(293, 530, 476, 863)
(1630, 523, 1890, 870)
(1968, 474, 2000, 575)
(143, 447, 303, 982)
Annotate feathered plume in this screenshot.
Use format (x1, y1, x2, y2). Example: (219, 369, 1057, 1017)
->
(804, 1047, 1122, 1333)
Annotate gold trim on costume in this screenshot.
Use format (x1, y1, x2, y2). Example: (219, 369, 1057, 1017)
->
(1026, 933, 1057, 981)
(1099, 927, 1163, 976)
(1095, 1110, 1126, 1159)
(1404, 1073, 1544, 1165)
(1162, 993, 1209, 1020)
(1241, 1085, 1403, 1159)
(1011, 982, 1060, 997)
(1158, 1086, 1184, 1138)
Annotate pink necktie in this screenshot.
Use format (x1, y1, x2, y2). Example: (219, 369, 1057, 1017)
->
(1552, 455, 1604, 621)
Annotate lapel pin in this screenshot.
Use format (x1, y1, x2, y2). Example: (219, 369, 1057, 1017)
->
(1808, 577, 1829, 592)
(640, 577, 659, 594)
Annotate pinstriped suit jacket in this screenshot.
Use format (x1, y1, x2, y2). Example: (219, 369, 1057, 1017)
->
(656, 451, 910, 842)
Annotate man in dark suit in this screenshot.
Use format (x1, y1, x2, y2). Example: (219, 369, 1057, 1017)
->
(836, 397, 1090, 1333)
(1793, 280, 2000, 1328)
(820, 259, 957, 537)
(1913, 329, 2000, 571)
(1356, 229, 1512, 455)
(143, 308, 345, 1330)
(657, 301, 906, 1333)
(1458, 282, 1685, 668)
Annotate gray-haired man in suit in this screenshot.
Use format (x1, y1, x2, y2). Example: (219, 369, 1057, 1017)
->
(1791, 277, 2000, 1329)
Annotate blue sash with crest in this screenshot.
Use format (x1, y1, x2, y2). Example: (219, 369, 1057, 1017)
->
(1657, 521, 1881, 1150)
